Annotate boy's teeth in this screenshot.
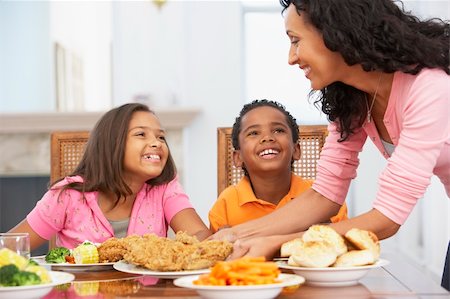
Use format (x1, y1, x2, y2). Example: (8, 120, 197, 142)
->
(259, 149, 279, 156)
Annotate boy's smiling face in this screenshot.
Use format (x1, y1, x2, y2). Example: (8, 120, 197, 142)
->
(233, 106, 300, 177)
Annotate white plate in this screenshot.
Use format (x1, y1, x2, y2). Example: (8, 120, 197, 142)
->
(0, 271, 75, 299)
(277, 259, 389, 287)
(39, 262, 115, 272)
(113, 260, 210, 279)
(34, 255, 114, 272)
(174, 273, 305, 299)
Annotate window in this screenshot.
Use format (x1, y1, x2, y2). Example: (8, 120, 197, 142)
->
(243, 5, 328, 125)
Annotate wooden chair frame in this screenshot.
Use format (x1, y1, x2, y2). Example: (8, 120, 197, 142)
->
(217, 125, 328, 195)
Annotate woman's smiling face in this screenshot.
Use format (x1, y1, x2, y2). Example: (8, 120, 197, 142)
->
(284, 4, 348, 90)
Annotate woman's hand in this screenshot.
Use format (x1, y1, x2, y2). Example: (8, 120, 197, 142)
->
(227, 236, 277, 260)
(227, 234, 300, 260)
(209, 227, 238, 243)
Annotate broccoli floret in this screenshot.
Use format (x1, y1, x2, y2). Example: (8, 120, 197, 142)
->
(0, 264, 20, 286)
(45, 247, 71, 264)
(12, 271, 41, 286)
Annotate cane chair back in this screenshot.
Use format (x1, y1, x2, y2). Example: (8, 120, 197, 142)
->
(50, 131, 90, 184)
(217, 125, 328, 195)
(49, 131, 89, 249)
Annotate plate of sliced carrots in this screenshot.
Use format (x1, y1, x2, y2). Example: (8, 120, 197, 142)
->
(173, 257, 304, 299)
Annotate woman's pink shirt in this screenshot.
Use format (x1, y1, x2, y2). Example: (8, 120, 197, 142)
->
(27, 176, 193, 248)
(313, 68, 450, 224)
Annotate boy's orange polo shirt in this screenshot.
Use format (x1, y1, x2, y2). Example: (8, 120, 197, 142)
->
(209, 174, 347, 232)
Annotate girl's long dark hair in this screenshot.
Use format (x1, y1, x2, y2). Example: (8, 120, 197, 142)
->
(280, 0, 449, 141)
(52, 103, 176, 202)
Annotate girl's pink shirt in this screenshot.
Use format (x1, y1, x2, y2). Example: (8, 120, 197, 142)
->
(313, 68, 450, 225)
(27, 176, 193, 248)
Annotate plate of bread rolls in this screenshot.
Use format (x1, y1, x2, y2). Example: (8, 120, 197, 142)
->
(277, 225, 389, 287)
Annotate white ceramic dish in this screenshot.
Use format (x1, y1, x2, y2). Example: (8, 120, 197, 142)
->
(174, 273, 305, 299)
(0, 271, 75, 299)
(113, 260, 210, 279)
(40, 262, 114, 272)
(277, 259, 389, 287)
(34, 255, 114, 272)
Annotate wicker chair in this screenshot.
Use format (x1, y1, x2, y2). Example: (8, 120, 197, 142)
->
(50, 131, 90, 184)
(49, 131, 89, 248)
(217, 125, 328, 195)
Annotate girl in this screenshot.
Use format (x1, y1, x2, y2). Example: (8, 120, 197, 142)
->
(9, 103, 211, 249)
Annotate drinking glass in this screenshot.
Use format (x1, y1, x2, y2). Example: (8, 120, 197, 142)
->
(0, 233, 30, 259)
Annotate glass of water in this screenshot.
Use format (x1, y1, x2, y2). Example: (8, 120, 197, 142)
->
(0, 233, 30, 259)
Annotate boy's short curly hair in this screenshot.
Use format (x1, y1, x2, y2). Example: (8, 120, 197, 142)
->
(231, 99, 299, 150)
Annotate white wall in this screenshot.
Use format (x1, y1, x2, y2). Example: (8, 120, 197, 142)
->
(50, 1, 112, 111)
(180, 1, 245, 219)
(0, 2, 52, 111)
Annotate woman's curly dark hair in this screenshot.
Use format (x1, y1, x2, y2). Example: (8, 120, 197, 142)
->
(231, 99, 299, 150)
(280, 0, 449, 141)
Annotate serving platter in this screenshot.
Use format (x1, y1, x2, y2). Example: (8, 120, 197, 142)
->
(113, 260, 210, 279)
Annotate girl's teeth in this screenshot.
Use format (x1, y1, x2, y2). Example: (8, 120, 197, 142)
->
(144, 154, 160, 160)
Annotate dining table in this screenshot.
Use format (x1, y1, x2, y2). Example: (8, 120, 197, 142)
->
(41, 252, 449, 299)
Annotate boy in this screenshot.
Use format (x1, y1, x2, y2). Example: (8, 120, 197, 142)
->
(209, 100, 347, 232)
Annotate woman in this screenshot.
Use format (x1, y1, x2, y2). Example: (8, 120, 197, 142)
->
(212, 0, 449, 290)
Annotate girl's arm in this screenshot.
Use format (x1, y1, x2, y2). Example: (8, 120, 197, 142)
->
(8, 219, 48, 250)
(170, 208, 212, 241)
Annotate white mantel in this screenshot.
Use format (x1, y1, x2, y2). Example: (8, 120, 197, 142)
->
(0, 107, 201, 176)
(0, 107, 201, 133)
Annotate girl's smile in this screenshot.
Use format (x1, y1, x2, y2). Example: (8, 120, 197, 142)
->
(124, 111, 169, 184)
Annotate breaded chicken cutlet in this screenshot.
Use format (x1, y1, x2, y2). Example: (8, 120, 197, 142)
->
(123, 232, 233, 271)
(97, 235, 141, 263)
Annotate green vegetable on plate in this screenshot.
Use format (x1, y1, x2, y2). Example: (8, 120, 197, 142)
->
(45, 246, 71, 264)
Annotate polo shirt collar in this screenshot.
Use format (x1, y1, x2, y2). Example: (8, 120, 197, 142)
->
(236, 174, 298, 207)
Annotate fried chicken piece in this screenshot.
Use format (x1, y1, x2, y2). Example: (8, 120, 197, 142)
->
(98, 235, 140, 263)
(123, 232, 233, 271)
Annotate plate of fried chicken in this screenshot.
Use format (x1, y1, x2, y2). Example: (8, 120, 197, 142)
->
(113, 260, 210, 278)
(99, 232, 233, 278)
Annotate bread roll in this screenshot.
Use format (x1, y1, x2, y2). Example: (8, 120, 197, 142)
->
(280, 238, 303, 257)
(333, 249, 375, 267)
(288, 241, 337, 268)
(302, 225, 347, 256)
(344, 228, 380, 260)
